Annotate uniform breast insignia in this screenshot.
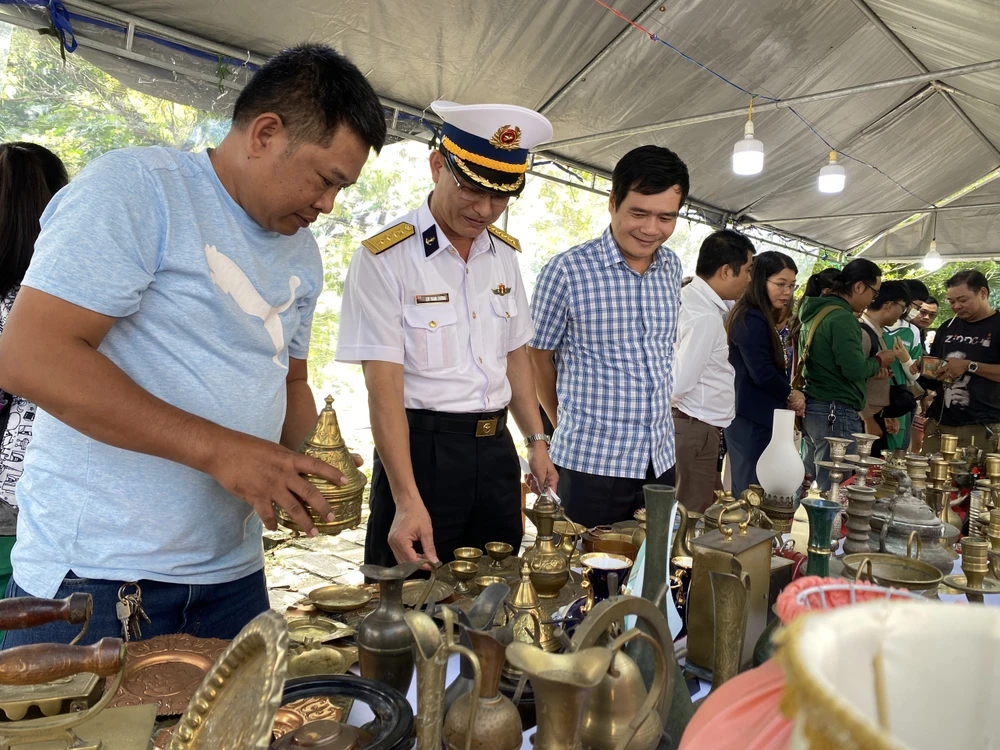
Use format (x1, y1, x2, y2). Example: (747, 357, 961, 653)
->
(487, 225, 521, 252)
(362, 222, 415, 255)
(492, 284, 510, 296)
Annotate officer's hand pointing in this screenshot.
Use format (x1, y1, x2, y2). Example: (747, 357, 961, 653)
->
(388, 499, 439, 567)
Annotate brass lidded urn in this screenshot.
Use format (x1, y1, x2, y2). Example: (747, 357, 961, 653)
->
(277, 395, 367, 536)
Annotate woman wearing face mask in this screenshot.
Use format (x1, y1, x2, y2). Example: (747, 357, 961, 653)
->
(725, 251, 803, 497)
(797, 259, 897, 491)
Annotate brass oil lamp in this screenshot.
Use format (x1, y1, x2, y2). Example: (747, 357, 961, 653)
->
(277, 396, 367, 536)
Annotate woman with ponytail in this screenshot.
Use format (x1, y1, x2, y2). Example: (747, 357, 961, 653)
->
(726, 251, 804, 496)
(0, 142, 69, 593)
(797, 259, 897, 491)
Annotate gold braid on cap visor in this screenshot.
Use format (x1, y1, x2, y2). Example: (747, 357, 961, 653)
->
(451, 153, 525, 193)
(441, 136, 528, 174)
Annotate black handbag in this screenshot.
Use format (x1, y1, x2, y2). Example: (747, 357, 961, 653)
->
(882, 383, 917, 419)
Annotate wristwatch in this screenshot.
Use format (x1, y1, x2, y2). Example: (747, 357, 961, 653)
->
(968, 361, 980, 374)
(524, 433, 551, 447)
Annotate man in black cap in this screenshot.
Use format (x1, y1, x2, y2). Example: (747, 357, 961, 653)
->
(337, 101, 558, 567)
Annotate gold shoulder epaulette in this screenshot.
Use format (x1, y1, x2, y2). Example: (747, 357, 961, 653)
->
(487, 224, 521, 252)
(362, 222, 415, 255)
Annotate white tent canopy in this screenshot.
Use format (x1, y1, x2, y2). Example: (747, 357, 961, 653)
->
(1, 0, 997, 257)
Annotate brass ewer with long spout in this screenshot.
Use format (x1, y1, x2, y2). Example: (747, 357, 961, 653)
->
(505, 642, 613, 750)
(277, 395, 367, 535)
(405, 608, 482, 750)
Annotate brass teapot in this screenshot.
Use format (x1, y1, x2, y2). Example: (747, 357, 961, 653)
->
(703, 491, 750, 532)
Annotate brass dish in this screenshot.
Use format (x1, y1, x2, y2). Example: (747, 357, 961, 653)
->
(286, 616, 355, 644)
(401, 579, 454, 608)
(272, 696, 348, 739)
(308, 585, 373, 614)
(288, 643, 359, 679)
(167, 610, 287, 750)
(591, 538, 639, 562)
(108, 633, 230, 717)
(942, 574, 1000, 596)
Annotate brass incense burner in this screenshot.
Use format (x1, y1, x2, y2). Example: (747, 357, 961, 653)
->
(277, 396, 367, 536)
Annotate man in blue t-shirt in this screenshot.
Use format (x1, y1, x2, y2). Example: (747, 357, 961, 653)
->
(0, 44, 386, 646)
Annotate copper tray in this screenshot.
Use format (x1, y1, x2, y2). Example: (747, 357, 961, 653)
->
(107, 633, 229, 717)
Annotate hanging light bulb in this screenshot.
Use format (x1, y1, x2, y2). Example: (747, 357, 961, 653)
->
(818, 151, 846, 194)
(732, 108, 764, 176)
(923, 212, 943, 271)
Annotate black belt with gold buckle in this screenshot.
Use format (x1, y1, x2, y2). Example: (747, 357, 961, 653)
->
(406, 408, 508, 438)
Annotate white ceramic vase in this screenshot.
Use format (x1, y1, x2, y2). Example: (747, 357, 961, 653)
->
(756, 409, 806, 497)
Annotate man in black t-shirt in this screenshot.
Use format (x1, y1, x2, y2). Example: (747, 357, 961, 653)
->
(924, 270, 1000, 454)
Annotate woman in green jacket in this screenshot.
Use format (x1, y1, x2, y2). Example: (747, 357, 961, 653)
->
(798, 259, 897, 491)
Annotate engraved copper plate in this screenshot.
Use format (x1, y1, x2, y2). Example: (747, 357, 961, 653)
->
(107, 633, 229, 717)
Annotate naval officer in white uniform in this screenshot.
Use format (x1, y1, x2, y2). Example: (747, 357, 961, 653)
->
(337, 101, 558, 567)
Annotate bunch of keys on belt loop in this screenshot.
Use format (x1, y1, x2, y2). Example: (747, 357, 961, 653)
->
(116, 582, 151, 642)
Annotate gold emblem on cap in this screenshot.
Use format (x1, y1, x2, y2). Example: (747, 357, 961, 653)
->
(489, 125, 522, 151)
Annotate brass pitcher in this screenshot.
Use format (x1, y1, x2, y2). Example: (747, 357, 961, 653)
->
(580, 628, 668, 750)
(276, 395, 367, 535)
(703, 491, 750, 532)
(445, 625, 522, 750)
(405, 608, 482, 750)
(523, 494, 570, 597)
(505, 642, 614, 750)
(358, 560, 437, 694)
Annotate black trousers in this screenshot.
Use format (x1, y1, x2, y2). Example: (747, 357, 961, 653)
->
(364, 411, 523, 568)
(555, 462, 676, 529)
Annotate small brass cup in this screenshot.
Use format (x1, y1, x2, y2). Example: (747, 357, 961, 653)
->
(454, 547, 484, 564)
(449, 560, 479, 595)
(485, 541, 513, 569)
(474, 575, 506, 591)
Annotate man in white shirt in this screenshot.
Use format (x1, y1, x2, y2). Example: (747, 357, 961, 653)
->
(672, 230, 754, 513)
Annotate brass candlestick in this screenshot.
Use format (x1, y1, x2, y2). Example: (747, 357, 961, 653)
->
(943, 537, 1000, 604)
(851, 433, 878, 461)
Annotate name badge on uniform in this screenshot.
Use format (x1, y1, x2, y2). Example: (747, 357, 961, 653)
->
(415, 293, 450, 304)
(492, 283, 510, 296)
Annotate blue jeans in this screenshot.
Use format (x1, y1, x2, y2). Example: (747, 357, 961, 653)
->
(1, 568, 269, 648)
(724, 415, 772, 499)
(803, 399, 863, 491)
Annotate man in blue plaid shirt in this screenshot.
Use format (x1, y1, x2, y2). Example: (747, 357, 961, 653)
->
(528, 146, 687, 528)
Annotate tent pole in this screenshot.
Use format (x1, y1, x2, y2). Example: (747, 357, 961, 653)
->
(847, 0, 1000, 161)
(746, 201, 1000, 225)
(538, 56, 1000, 151)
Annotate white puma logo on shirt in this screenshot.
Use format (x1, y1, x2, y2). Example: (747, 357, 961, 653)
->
(204, 244, 300, 368)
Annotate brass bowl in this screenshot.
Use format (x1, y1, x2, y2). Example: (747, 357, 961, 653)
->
(454, 547, 484, 563)
(474, 575, 507, 590)
(449, 560, 480, 595)
(285, 617, 355, 644)
(591, 538, 639, 562)
(485, 542, 514, 568)
(308, 585, 373, 614)
(841, 553, 943, 593)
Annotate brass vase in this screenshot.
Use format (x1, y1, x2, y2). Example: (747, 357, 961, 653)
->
(505, 642, 613, 750)
(358, 561, 436, 694)
(445, 626, 521, 750)
(276, 395, 367, 535)
(709, 563, 751, 691)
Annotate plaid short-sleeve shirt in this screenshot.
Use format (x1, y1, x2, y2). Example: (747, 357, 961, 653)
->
(530, 228, 682, 479)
